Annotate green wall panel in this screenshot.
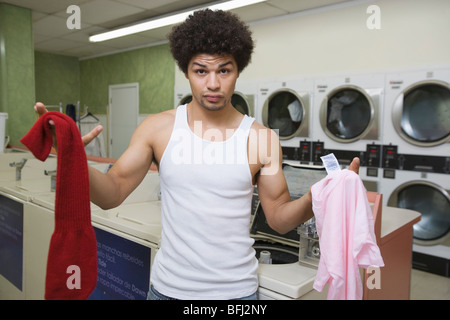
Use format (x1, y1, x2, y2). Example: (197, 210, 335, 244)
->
(0, 3, 35, 146)
(80, 44, 175, 114)
(34, 51, 80, 107)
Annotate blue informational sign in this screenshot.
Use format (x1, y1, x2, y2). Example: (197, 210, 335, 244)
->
(0, 195, 23, 291)
(88, 227, 151, 300)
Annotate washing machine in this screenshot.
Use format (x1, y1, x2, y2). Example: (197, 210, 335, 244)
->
(28, 189, 161, 300)
(251, 162, 327, 299)
(174, 82, 257, 118)
(312, 73, 385, 167)
(0, 157, 60, 300)
(0, 150, 32, 169)
(26, 194, 160, 300)
(3, 159, 161, 300)
(0, 192, 27, 299)
(382, 68, 450, 173)
(380, 169, 450, 277)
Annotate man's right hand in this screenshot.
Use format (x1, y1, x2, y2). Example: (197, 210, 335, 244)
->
(34, 102, 103, 148)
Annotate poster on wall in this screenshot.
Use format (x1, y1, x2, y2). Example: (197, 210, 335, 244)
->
(88, 227, 151, 300)
(0, 195, 23, 291)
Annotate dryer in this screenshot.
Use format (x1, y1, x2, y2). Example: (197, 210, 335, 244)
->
(233, 81, 257, 117)
(174, 84, 192, 107)
(382, 69, 450, 173)
(380, 169, 450, 277)
(312, 74, 385, 166)
(257, 78, 314, 163)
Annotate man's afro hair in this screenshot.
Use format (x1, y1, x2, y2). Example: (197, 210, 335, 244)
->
(168, 9, 254, 74)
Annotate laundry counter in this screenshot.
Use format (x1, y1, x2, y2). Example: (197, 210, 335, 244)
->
(258, 206, 421, 300)
(366, 206, 421, 299)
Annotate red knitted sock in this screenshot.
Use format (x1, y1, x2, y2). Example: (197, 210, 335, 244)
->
(21, 112, 97, 300)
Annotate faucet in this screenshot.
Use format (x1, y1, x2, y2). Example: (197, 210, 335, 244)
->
(44, 170, 57, 192)
(9, 158, 28, 181)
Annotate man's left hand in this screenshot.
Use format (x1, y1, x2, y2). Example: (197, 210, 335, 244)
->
(348, 157, 360, 175)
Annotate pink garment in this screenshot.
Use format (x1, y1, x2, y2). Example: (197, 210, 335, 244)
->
(311, 169, 384, 300)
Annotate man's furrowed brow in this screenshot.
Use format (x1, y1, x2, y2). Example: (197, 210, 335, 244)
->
(191, 61, 233, 68)
(219, 61, 233, 68)
(192, 62, 207, 68)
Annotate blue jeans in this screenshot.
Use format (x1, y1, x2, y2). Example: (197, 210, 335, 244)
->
(147, 285, 258, 300)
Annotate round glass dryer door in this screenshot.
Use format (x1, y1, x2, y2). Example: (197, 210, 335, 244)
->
(262, 89, 307, 140)
(320, 87, 373, 143)
(231, 92, 251, 116)
(393, 82, 450, 147)
(388, 181, 450, 241)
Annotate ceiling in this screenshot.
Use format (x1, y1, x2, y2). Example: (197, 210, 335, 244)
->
(0, 0, 353, 59)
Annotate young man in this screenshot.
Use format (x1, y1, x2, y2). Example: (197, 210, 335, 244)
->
(35, 9, 359, 300)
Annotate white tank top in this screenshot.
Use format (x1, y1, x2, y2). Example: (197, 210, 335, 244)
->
(150, 104, 258, 299)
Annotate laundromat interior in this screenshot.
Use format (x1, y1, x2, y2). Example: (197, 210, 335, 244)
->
(0, 0, 449, 301)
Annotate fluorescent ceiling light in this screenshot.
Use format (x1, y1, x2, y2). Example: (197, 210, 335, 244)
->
(89, 0, 266, 42)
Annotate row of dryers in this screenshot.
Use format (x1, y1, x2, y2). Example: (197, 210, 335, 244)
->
(175, 67, 450, 277)
(175, 68, 449, 161)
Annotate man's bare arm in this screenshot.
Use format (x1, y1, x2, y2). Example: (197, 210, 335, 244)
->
(256, 130, 360, 234)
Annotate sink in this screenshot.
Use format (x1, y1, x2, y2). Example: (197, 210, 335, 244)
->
(0, 157, 57, 197)
(0, 153, 35, 184)
(0, 152, 33, 167)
